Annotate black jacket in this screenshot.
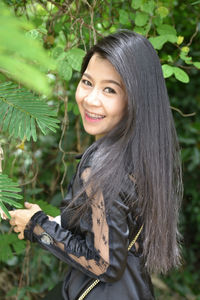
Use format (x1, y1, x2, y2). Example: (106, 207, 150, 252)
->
(24, 152, 155, 300)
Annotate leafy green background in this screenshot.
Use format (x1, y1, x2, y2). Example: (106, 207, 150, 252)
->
(0, 0, 199, 299)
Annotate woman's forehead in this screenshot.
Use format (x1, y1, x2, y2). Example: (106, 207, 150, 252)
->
(84, 54, 123, 86)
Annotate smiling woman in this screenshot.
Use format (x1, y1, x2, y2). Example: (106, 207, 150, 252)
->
(8, 30, 183, 300)
(75, 54, 127, 137)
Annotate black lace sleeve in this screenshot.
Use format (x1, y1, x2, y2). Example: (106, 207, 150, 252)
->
(24, 187, 130, 283)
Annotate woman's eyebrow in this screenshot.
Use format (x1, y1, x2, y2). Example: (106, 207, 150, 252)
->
(83, 73, 122, 88)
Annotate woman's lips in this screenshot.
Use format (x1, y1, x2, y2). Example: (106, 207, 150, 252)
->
(85, 110, 105, 122)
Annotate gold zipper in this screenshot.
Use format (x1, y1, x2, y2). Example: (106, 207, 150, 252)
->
(77, 279, 100, 300)
(77, 225, 143, 300)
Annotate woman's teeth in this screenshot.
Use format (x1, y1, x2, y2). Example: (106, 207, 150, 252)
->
(86, 111, 105, 119)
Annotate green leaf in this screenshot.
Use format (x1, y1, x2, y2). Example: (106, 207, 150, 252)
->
(149, 34, 177, 50)
(155, 7, 169, 18)
(180, 52, 192, 64)
(0, 192, 22, 199)
(0, 201, 10, 219)
(149, 36, 167, 50)
(141, 1, 155, 14)
(26, 29, 40, 40)
(58, 60, 73, 81)
(153, 15, 163, 26)
(66, 48, 85, 72)
(165, 34, 177, 43)
(131, 0, 142, 9)
(119, 10, 129, 25)
(173, 67, 189, 83)
(193, 62, 200, 69)
(157, 24, 177, 36)
(0, 197, 23, 208)
(181, 46, 190, 53)
(162, 64, 174, 78)
(177, 36, 184, 45)
(52, 47, 64, 59)
(135, 12, 149, 26)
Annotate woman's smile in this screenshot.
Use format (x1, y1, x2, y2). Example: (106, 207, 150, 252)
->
(85, 110, 106, 122)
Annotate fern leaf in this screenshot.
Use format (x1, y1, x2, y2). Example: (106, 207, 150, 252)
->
(0, 173, 23, 219)
(0, 82, 60, 141)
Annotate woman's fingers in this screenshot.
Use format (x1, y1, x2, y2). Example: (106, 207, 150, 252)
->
(24, 202, 32, 209)
(18, 232, 24, 240)
(13, 226, 20, 233)
(9, 210, 15, 216)
(9, 217, 15, 226)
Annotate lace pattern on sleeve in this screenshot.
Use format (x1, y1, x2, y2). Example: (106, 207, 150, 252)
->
(28, 167, 110, 276)
(54, 167, 109, 275)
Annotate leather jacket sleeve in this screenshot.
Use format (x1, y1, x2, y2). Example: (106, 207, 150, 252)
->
(24, 193, 130, 283)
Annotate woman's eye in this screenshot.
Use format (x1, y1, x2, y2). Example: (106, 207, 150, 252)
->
(82, 79, 92, 86)
(104, 87, 116, 94)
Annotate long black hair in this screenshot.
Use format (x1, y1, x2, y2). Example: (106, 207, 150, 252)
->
(66, 30, 183, 274)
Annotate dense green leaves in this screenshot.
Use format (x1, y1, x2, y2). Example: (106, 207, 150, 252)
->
(55, 47, 85, 80)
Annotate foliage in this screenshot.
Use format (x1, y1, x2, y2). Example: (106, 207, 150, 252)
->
(0, 0, 199, 299)
(0, 2, 55, 96)
(0, 173, 23, 220)
(0, 82, 60, 141)
(0, 233, 26, 262)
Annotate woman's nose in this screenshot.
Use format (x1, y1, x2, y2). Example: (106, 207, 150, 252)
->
(84, 88, 101, 106)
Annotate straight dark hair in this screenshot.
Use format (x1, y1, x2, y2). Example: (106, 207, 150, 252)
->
(64, 30, 183, 274)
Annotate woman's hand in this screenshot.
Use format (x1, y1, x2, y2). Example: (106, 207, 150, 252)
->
(9, 202, 42, 240)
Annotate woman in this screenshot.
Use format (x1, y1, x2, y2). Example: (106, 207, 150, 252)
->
(9, 30, 183, 299)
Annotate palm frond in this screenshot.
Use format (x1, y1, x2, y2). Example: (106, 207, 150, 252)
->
(0, 82, 60, 141)
(0, 173, 23, 220)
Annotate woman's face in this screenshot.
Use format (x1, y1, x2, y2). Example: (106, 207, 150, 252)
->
(75, 53, 127, 137)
